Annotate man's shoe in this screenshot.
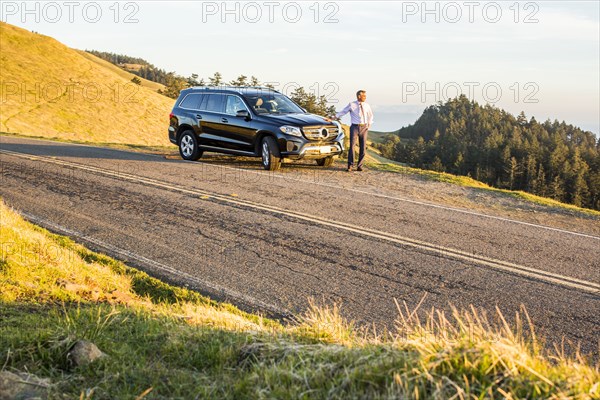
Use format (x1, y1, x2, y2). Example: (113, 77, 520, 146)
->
(346, 166, 352, 172)
(357, 167, 364, 172)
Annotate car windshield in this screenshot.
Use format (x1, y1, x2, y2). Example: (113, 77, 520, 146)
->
(242, 92, 304, 114)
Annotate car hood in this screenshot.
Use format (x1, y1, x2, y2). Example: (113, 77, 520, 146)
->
(259, 113, 333, 126)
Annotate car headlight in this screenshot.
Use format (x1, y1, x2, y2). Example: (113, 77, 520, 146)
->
(280, 125, 302, 137)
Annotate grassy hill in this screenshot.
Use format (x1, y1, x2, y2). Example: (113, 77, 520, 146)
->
(1, 198, 598, 398)
(367, 129, 397, 145)
(0, 22, 172, 146)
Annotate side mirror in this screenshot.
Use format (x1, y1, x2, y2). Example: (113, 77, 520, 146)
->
(236, 110, 251, 120)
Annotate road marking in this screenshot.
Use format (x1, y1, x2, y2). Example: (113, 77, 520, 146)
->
(17, 210, 289, 318)
(2, 149, 599, 295)
(2, 136, 598, 240)
(202, 162, 600, 241)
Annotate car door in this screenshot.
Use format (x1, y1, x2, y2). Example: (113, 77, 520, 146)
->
(177, 93, 205, 138)
(219, 95, 256, 152)
(197, 93, 226, 148)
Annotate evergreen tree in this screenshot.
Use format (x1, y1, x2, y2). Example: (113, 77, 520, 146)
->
(378, 96, 599, 210)
(209, 72, 223, 86)
(230, 75, 248, 87)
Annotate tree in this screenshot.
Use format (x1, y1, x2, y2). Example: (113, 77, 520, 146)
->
(376, 95, 599, 210)
(549, 175, 565, 202)
(377, 134, 400, 160)
(534, 163, 546, 196)
(290, 86, 335, 116)
(431, 156, 444, 172)
(250, 76, 260, 86)
(158, 73, 189, 99)
(525, 154, 538, 192)
(230, 75, 248, 87)
(208, 72, 223, 86)
(454, 152, 465, 175)
(517, 111, 528, 126)
(507, 157, 518, 190)
(568, 149, 590, 207)
(187, 73, 202, 87)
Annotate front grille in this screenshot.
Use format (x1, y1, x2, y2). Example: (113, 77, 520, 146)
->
(303, 125, 339, 140)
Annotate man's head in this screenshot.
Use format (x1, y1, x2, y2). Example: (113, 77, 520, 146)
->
(356, 90, 367, 102)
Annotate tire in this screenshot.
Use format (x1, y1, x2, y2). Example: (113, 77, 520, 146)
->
(316, 156, 334, 167)
(178, 130, 203, 161)
(261, 136, 282, 171)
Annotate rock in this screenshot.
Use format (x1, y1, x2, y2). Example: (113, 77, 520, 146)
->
(0, 370, 50, 400)
(67, 340, 106, 367)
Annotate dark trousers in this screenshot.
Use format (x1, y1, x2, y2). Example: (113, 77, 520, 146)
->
(348, 124, 368, 168)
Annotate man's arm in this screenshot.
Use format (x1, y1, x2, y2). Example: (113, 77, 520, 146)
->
(324, 102, 350, 122)
(335, 102, 352, 120)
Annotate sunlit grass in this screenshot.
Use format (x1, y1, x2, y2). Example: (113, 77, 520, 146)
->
(1, 199, 598, 398)
(0, 22, 173, 147)
(369, 161, 600, 217)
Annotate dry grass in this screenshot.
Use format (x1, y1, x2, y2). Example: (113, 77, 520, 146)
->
(0, 22, 173, 147)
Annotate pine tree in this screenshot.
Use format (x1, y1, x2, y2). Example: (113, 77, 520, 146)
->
(454, 152, 465, 175)
(534, 163, 546, 196)
(569, 149, 590, 207)
(230, 75, 248, 87)
(208, 72, 223, 86)
(250, 76, 260, 86)
(525, 154, 537, 192)
(549, 175, 565, 202)
(431, 156, 444, 172)
(508, 157, 518, 190)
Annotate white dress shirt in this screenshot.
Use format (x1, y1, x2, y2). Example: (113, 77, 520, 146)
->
(335, 100, 374, 126)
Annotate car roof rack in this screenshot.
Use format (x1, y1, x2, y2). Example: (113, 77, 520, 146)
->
(187, 86, 280, 94)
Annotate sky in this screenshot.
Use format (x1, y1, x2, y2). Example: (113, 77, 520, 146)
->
(2, 1, 599, 133)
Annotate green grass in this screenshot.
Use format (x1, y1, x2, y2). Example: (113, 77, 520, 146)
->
(366, 130, 396, 145)
(1, 199, 599, 398)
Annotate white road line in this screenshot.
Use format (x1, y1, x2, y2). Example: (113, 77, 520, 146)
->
(200, 162, 600, 241)
(18, 210, 289, 317)
(2, 137, 598, 240)
(2, 149, 599, 295)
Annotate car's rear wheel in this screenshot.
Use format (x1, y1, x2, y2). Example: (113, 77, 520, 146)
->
(179, 130, 203, 161)
(261, 136, 281, 171)
(316, 156, 334, 167)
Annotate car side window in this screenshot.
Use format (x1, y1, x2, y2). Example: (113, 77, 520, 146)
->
(198, 94, 209, 110)
(225, 95, 247, 115)
(204, 94, 225, 113)
(179, 93, 204, 110)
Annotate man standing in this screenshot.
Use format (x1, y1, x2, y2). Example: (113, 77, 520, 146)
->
(328, 90, 374, 172)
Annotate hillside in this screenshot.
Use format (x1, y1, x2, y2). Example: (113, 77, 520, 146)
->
(0, 22, 172, 146)
(377, 96, 600, 211)
(1, 198, 598, 398)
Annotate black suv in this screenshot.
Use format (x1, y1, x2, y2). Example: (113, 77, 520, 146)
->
(168, 87, 344, 170)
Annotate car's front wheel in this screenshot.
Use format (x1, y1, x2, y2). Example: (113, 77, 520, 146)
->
(261, 136, 282, 171)
(316, 156, 334, 167)
(179, 130, 203, 161)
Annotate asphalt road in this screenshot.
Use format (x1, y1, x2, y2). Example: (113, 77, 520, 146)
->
(1, 136, 599, 356)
